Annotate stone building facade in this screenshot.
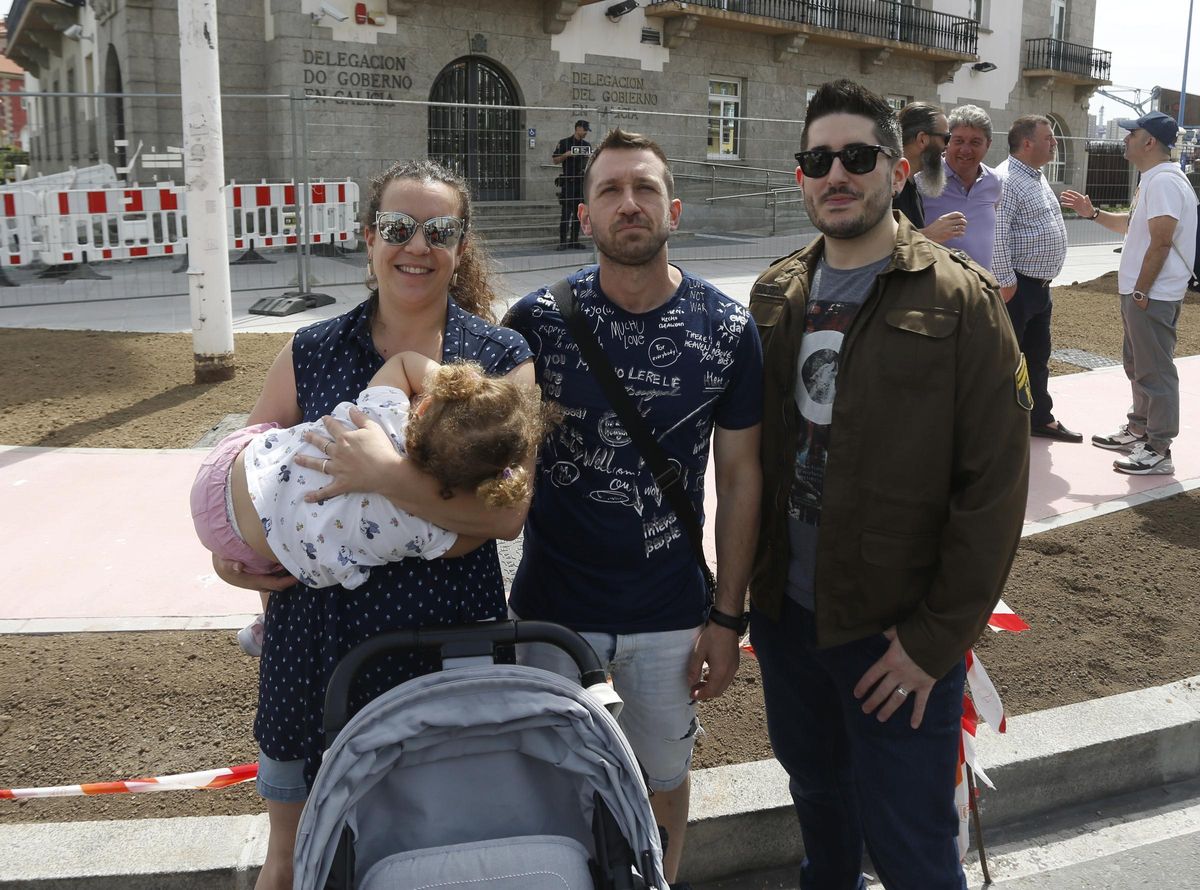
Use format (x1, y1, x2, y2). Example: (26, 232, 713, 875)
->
(5, 0, 1110, 201)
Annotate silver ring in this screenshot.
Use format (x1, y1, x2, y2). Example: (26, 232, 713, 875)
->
(322, 458, 329, 475)
(895, 685, 909, 698)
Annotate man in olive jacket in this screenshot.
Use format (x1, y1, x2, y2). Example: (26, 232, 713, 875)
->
(748, 80, 1029, 890)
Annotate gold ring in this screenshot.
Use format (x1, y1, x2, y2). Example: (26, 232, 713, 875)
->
(322, 458, 329, 474)
(323, 440, 333, 456)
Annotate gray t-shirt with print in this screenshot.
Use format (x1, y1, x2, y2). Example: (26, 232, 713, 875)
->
(786, 255, 889, 609)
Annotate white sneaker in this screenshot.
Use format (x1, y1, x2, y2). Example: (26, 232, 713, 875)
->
(237, 614, 265, 657)
(1092, 424, 1146, 452)
(1113, 443, 1174, 476)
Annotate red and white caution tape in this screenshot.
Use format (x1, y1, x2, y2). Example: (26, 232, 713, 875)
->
(956, 598, 1029, 859)
(0, 763, 257, 799)
(987, 598, 1031, 633)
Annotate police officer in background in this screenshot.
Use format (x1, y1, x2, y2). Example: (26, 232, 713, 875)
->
(553, 119, 592, 250)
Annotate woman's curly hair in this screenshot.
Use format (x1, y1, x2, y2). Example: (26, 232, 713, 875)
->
(362, 158, 498, 322)
(405, 362, 558, 508)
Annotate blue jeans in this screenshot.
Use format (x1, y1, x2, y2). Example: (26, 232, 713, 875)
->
(750, 599, 966, 890)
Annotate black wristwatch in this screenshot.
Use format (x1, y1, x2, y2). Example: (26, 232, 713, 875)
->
(1088, 208, 1100, 220)
(707, 606, 750, 635)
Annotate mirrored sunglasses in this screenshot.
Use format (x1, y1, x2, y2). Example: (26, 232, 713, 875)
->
(794, 144, 897, 179)
(374, 211, 466, 249)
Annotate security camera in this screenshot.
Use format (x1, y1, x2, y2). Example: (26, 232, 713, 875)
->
(311, 1, 349, 22)
(62, 24, 85, 40)
(605, 0, 638, 21)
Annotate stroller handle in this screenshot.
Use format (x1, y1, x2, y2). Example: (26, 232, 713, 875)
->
(322, 620, 607, 744)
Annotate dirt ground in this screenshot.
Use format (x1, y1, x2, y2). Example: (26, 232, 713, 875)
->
(2, 272, 1199, 824)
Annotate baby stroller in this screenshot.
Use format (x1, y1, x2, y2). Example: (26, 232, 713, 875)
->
(293, 620, 668, 890)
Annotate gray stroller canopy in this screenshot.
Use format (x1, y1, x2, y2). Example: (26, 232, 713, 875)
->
(293, 664, 667, 890)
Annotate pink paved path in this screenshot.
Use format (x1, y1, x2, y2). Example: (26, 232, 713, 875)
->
(3, 357, 1198, 629)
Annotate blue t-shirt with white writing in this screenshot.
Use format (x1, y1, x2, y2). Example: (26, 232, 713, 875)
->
(504, 265, 763, 633)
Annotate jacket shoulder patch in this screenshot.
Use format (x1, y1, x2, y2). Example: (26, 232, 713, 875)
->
(1015, 355, 1033, 411)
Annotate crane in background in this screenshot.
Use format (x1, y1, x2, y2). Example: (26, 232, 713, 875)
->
(1094, 86, 1158, 116)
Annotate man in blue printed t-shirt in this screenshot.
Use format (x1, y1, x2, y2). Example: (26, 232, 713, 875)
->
(503, 128, 763, 884)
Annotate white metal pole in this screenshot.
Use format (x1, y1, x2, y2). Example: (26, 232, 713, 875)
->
(179, 0, 235, 383)
(1181, 0, 1195, 128)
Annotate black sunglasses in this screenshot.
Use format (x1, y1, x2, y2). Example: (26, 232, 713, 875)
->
(794, 144, 897, 178)
(374, 211, 466, 249)
(927, 131, 951, 141)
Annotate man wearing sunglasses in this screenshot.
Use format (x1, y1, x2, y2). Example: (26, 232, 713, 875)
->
(894, 101, 969, 245)
(748, 80, 1028, 890)
(552, 119, 592, 250)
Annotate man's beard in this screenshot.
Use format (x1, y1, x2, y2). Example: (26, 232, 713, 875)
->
(804, 181, 894, 241)
(591, 217, 671, 267)
(916, 145, 946, 197)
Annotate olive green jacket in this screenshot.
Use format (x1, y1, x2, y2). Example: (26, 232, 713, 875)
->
(748, 215, 1029, 679)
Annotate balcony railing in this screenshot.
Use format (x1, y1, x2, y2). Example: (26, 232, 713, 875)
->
(646, 0, 979, 56)
(1024, 37, 1111, 81)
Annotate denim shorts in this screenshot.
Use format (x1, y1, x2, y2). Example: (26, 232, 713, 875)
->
(256, 749, 308, 803)
(513, 614, 702, 792)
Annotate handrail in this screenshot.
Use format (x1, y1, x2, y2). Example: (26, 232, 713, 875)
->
(706, 186, 801, 203)
(667, 156, 796, 178)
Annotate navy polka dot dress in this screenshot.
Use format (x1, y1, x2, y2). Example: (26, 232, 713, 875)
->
(253, 296, 532, 786)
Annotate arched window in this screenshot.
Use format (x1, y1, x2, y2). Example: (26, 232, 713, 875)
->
(1046, 116, 1066, 184)
(428, 57, 522, 201)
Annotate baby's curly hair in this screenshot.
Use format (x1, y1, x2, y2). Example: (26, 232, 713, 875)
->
(405, 363, 558, 508)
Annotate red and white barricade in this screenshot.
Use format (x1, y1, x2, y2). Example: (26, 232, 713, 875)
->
(1, 190, 41, 267)
(228, 181, 299, 252)
(0, 178, 358, 269)
(305, 180, 360, 250)
(228, 179, 359, 253)
(38, 185, 186, 265)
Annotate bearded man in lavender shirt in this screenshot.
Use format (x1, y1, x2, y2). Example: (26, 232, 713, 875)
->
(918, 104, 1005, 271)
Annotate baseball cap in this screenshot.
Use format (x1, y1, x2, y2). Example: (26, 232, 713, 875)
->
(575, 119, 591, 131)
(1118, 111, 1179, 147)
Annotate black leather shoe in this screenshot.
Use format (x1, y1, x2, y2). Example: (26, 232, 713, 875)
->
(1031, 421, 1083, 443)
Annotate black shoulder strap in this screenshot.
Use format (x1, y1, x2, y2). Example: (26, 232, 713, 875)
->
(548, 277, 716, 601)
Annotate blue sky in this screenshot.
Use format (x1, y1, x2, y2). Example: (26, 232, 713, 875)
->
(1090, 0, 1199, 123)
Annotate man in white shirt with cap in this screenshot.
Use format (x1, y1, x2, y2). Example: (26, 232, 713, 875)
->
(1062, 111, 1196, 475)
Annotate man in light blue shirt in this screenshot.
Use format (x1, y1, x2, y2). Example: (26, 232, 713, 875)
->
(919, 104, 1005, 271)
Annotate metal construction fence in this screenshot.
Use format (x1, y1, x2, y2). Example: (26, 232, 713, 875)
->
(0, 91, 1147, 311)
